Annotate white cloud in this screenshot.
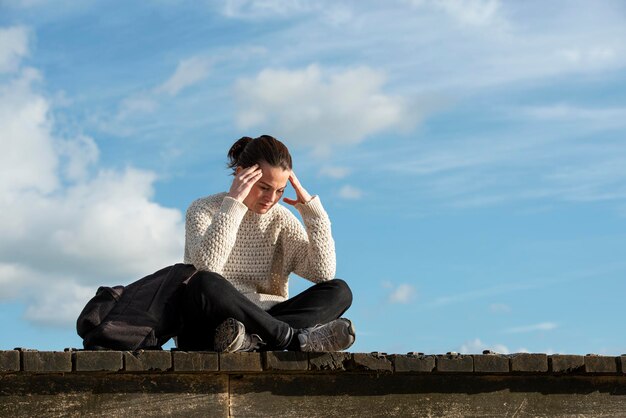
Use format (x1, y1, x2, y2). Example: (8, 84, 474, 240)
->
(57, 135, 100, 181)
(407, 0, 502, 26)
(387, 283, 416, 304)
(116, 55, 212, 120)
(222, 0, 311, 18)
(0, 28, 184, 327)
(557, 46, 616, 66)
(337, 185, 363, 200)
(0, 67, 58, 195)
(489, 303, 511, 314)
(156, 56, 213, 96)
(117, 95, 159, 119)
(505, 322, 558, 334)
(369, 113, 626, 209)
(319, 166, 350, 179)
(0, 26, 29, 73)
(23, 280, 96, 327)
(220, 0, 352, 24)
(459, 338, 510, 354)
(427, 282, 538, 308)
(235, 64, 420, 154)
(523, 104, 626, 127)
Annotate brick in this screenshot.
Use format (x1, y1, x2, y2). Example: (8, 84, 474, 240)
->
(308, 352, 352, 371)
(263, 351, 308, 371)
(436, 354, 473, 372)
(172, 351, 218, 372)
(473, 354, 509, 373)
(124, 351, 172, 371)
(219, 352, 262, 372)
(0, 351, 19, 372)
(74, 351, 123, 372)
(22, 351, 72, 372)
(351, 353, 393, 372)
(549, 355, 584, 373)
(511, 354, 548, 372)
(585, 355, 618, 374)
(392, 354, 435, 372)
(621, 355, 626, 374)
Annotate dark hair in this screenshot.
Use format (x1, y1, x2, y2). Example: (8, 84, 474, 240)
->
(227, 135, 292, 175)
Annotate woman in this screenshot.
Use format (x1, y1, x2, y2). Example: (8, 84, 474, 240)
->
(177, 135, 355, 352)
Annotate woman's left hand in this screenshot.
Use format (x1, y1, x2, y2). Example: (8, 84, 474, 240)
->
(283, 171, 313, 206)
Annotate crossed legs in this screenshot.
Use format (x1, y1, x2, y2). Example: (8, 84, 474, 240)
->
(176, 271, 352, 351)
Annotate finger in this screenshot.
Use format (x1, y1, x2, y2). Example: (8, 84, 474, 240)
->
(240, 168, 262, 181)
(243, 170, 263, 185)
(282, 197, 297, 205)
(238, 164, 260, 177)
(288, 174, 299, 190)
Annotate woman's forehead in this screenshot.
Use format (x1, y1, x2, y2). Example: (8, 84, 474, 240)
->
(259, 163, 290, 187)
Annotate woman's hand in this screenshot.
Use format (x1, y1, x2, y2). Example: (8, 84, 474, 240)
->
(227, 164, 263, 202)
(283, 171, 313, 206)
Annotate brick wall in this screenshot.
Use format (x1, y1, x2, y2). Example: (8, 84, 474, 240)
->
(1, 350, 625, 417)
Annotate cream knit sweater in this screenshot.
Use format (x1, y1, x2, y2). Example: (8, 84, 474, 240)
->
(184, 192, 336, 310)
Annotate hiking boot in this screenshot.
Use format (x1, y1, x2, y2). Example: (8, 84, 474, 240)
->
(214, 318, 264, 352)
(297, 318, 356, 352)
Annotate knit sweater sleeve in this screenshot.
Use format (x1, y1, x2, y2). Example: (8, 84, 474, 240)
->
(283, 196, 336, 282)
(185, 194, 249, 274)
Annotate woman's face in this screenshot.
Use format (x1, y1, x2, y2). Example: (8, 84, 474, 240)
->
(241, 162, 290, 214)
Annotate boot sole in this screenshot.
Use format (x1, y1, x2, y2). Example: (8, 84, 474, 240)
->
(215, 318, 245, 352)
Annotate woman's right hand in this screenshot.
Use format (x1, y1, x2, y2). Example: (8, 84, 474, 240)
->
(227, 164, 263, 202)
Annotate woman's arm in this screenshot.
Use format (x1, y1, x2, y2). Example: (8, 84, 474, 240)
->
(185, 164, 263, 273)
(282, 172, 336, 281)
(185, 195, 248, 274)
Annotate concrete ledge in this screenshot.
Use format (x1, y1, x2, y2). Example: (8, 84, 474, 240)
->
(436, 353, 473, 373)
(74, 351, 123, 372)
(308, 352, 351, 371)
(392, 353, 435, 373)
(550, 354, 585, 373)
(2, 350, 625, 375)
(263, 351, 308, 371)
(22, 350, 72, 372)
(124, 351, 172, 372)
(352, 352, 393, 372)
(0, 350, 19, 372)
(2, 350, 626, 417)
(585, 354, 619, 374)
(511, 353, 548, 372)
(172, 351, 218, 372)
(473, 354, 509, 373)
(219, 352, 262, 372)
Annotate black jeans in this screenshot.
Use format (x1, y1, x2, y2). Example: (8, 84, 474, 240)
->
(177, 271, 352, 351)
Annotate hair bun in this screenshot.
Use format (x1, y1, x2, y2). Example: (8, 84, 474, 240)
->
(227, 136, 254, 169)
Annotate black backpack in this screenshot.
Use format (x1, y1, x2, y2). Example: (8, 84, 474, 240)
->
(76, 263, 197, 351)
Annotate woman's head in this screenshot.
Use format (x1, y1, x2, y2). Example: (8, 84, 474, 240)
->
(227, 135, 293, 214)
(227, 135, 292, 175)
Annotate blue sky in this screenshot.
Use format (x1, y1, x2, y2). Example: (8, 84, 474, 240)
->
(1, 0, 625, 355)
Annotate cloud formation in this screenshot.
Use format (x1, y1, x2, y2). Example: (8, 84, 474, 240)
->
(383, 282, 417, 304)
(0, 26, 184, 327)
(235, 64, 420, 154)
(337, 185, 363, 200)
(459, 338, 510, 354)
(117, 55, 213, 120)
(0, 26, 29, 73)
(406, 0, 502, 26)
(505, 322, 558, 334)
(220, 0, 352, 24)
(156, 56, 213, 96)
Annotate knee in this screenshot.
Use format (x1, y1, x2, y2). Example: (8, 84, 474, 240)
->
(328, 278, 352, 310)
(189, 270, 231, 294)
